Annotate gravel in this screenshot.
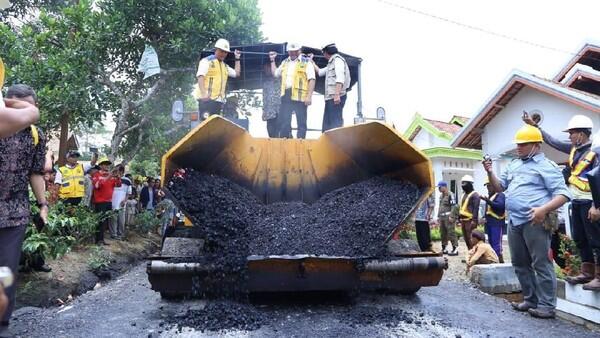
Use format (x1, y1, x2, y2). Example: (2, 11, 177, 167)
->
(168, 301, 265, 333)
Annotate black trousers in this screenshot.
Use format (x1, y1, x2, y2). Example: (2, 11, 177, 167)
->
(62, 197, 82, 206)
(266, 118, 279, 138)
(0, 225, 27, 323)
(197, 100, 223, 117)
(415, 220, 431, 252)
(571, 199, 600, 263)
(279, 90, 307, 139)
(94, 202, 112, 243)
(322, 95, 347, 132)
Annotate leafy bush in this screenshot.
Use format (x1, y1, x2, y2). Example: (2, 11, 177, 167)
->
(87, 246, 112, 271)
(22, 202, 110, 263)
(133, 211, 160, 233)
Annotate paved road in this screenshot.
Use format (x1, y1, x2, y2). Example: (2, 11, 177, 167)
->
(9, 263, 598, 338)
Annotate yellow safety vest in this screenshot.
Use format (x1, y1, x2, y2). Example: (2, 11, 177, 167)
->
(568, 147, 596, 192)
(486, 193, 505, 220)
(459, 191, 475, 220)
(280, 59, 310, 101)
(193, 56, 229, 101)
(58, 163, 85, 199)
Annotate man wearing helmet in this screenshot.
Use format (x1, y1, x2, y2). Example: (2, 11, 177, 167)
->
(523, 113, 600, 291)
(194, 38, 242, 118)
(483, 125, 571, 319)
(269, 43, 315, 139)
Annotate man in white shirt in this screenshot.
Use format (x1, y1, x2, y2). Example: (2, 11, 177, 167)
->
(194, 38, 242, 119)
(269, 43, 315, 139)
(311, 43, 351, 132)
(110, 165, 131, 240)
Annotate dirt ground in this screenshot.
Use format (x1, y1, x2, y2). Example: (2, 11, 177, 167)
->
(16, 232, 160, 309)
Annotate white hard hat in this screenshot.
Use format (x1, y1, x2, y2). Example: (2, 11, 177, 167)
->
(563, 115, 593, 132)
(214, 38, 231, 53)
(461, 175, 474, 183)
(286, 42, 301, 52)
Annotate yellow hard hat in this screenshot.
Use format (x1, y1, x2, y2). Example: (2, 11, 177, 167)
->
(513, 125, 543, 144)
(98, 157, 112, 165)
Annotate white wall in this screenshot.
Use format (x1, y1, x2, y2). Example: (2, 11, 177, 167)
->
(411, 128, 452, 149)
(482, 86, 599, 163)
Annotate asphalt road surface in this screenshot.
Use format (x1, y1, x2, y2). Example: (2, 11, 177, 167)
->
(9, 263, 598, 338)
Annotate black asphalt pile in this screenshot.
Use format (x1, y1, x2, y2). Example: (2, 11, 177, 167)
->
(168, 169, 419, 272)
(168, 301, 265, 333)
(251, 176, 420, 256)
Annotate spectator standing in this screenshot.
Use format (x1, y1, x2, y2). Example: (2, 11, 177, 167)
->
(54, 150, 97, 205)
(311, 43, 351, 132)
(414, 193, 434, 252)
(483, 125, 571, 319)
(458, 175, 480, 249)
(437, 181, 458, 256)
(194, 39, 241, 117)
(481, 178, 506, 263)
(92, 157, 121, 245)
(262, 60, 282, 138)
(140, 177, 156, 210)
(110, 165, 131, 240)
(0, 84, 47, 336)
(44, 168, 59, 206)
(524, 114, 600, 291)
(269, 43, 315, 139)
(82, 166, 99, 208)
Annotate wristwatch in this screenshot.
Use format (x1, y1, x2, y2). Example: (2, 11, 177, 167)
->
(36, 201, 49, 208)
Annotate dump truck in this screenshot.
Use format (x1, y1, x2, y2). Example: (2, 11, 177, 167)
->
(147, 115, 447, 298)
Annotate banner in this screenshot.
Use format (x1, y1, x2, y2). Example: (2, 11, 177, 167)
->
(137, 45, 160, 79)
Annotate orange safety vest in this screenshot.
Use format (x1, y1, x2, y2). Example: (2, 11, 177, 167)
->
(486, 193, 505, 220)
(459, 191, 475, 220)
(568, 147, 596, 192)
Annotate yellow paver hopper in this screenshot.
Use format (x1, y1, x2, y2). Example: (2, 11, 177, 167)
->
(149, 116, 446, 297)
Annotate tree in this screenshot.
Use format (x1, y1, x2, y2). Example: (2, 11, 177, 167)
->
(0, 0, 263, 164)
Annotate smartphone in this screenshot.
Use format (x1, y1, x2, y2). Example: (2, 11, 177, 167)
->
(0, 267, 14, 287)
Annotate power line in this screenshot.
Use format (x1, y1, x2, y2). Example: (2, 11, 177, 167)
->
(376, 0, 578, 56)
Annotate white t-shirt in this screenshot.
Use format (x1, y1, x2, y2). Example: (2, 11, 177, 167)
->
(55, 163, 93, 185)
(275, 58, 316, 89)
(196, 57, 237, 78)
(112, 177, 132, 210)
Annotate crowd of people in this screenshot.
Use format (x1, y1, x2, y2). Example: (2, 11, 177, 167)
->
(0, 81, 177, 335)
(194, 38, 351, 139)
(414, 114, 600, 319)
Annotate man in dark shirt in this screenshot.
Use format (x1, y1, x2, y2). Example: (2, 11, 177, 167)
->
(0, 84, 47, 336)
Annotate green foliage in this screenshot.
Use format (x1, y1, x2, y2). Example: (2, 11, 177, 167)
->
(22, 202, 108, 263)
(0, 0, 263, 161)
(87, 246, 112, 271)
(128, 158, 160, 178)
(133, 211, 160, 233)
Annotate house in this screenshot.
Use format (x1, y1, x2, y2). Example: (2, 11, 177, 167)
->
(404, 113, 483, 217)
(451, 42, 600, 325)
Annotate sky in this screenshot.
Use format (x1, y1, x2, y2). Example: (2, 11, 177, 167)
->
(250, 0, 600, 138)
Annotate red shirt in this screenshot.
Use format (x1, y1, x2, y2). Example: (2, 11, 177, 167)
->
(92, 171, 122, 203)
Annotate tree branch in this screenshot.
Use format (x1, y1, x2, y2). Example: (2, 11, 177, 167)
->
(133, 77, 165, 108)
